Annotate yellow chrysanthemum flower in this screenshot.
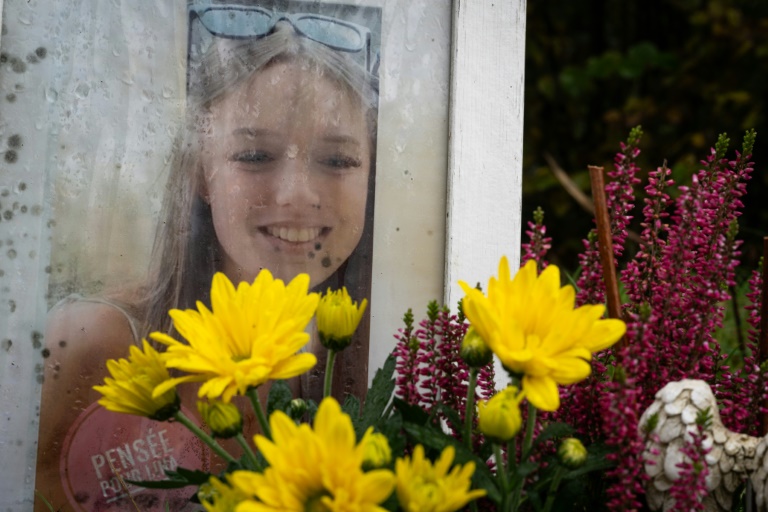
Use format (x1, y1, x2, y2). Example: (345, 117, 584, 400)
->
(460, 257, 626, 412)
(477, 386, 525, 443)
(395, 445, 486, 512)
(151, 270, 319, 403)
(93, 339, 179, 421)
(231, 397, 395, 512)
(316, 287, 368, 351)
(199, 475, 250, 512)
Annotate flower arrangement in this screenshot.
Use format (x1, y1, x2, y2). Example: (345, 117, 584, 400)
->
(92, 257, 625, 512)
(86, 128, 762, 511)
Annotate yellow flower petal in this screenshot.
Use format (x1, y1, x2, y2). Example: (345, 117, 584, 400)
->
(522, 375, 560, 412)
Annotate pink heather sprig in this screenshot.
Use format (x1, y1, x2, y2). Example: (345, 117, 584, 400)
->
(645, 133, 754, 385)
(622, 164, 674, 308)
(600, 378, 648, 510)
(605, 126, 643, 258)
(412, 301, 443, 412)
(393, 301, 495, 433)
(521, 206, 552, 270)
(393, 308, 424, 406)
(668, 411, 712, 511)
(575, 127, 643, 306)
(432, 307, 470, 423)
(575, 232, 606, 307)
(717, 263, 768, 435)
(600, 315, 658, 510)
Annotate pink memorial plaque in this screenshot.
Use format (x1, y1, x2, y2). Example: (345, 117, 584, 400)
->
(60, 402, 210, 511)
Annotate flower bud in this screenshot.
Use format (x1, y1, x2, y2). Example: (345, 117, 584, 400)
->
(558, 438, 587, 469)
(288, 398, 309, 420)
(362, 431, 392, 470)
(317, 287, 368, 351)
(460, 327, 493, 368)
(477, 386, 524, 443)
(198, 400, 242, 439)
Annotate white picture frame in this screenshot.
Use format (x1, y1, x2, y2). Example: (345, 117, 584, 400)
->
(0, 0, 525, 508)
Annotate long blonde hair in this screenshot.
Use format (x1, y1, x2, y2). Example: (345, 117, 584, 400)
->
(140, 22, 378, 337)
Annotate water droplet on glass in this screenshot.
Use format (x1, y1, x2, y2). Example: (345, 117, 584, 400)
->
(74, 83, 90, 99)
(161, 87, 173, 99)
(45, 87, 58, 103)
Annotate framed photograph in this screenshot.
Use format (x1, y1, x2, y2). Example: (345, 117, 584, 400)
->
(0, 0, 525, 509)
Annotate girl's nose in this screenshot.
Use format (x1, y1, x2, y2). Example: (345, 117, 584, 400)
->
(273, 156, 321, 208)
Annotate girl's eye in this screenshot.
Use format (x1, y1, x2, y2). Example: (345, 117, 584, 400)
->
(232, 151, 273, 164)
(321, 154, 363, 170)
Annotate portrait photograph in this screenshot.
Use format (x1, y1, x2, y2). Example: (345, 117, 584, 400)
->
(0, 0, 457, 510)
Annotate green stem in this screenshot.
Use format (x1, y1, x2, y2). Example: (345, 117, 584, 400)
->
(522, 402, 537, 459)
(493, 443, 510, 512)
(174, 411, 236, 464)
(236, 432, 259, 469)
(542, 467, 565, 512)
(247, 387, 272, 440)
(324, 349, 338, 398)
(464, 368, 479, 449)
(507, 437, 517, 485)
(510, 403, 537, 509)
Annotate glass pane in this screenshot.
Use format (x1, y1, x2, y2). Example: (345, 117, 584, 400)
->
(0, 0, 452, 510)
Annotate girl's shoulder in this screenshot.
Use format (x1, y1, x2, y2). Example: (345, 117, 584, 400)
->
(44, 293, 144, 362)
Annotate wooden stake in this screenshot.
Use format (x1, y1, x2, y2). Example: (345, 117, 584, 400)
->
(588, 165, 625, 348)
(760, 237, 768, 435)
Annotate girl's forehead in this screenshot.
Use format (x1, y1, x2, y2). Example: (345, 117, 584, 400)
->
(211, 60, 364, 119)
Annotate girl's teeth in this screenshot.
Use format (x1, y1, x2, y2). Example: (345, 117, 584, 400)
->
(267, 227, 320, 242)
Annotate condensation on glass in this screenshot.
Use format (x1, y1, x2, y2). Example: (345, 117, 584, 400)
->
(0, 0, 451, 510)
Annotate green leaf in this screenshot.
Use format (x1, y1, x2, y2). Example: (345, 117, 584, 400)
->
(533, 422, 574, 447)
(125, 466, 211, 489)
(360, 354, 396, 435)
(266, 380, 293, 415)
(342, 393, 362, 432)
(515, 461, 539, 478)
(378, 410, 405, 457)
(393, 398, 430, 425)
(435, 403, 463, 436)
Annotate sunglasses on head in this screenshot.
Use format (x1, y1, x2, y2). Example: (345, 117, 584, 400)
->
(188, 4, 375, 74)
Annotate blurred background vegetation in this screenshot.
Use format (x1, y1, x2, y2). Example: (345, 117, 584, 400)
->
(522, 0, 768, 278)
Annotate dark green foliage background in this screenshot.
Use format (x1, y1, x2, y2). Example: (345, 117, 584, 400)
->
(522, 0, 768, 272)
